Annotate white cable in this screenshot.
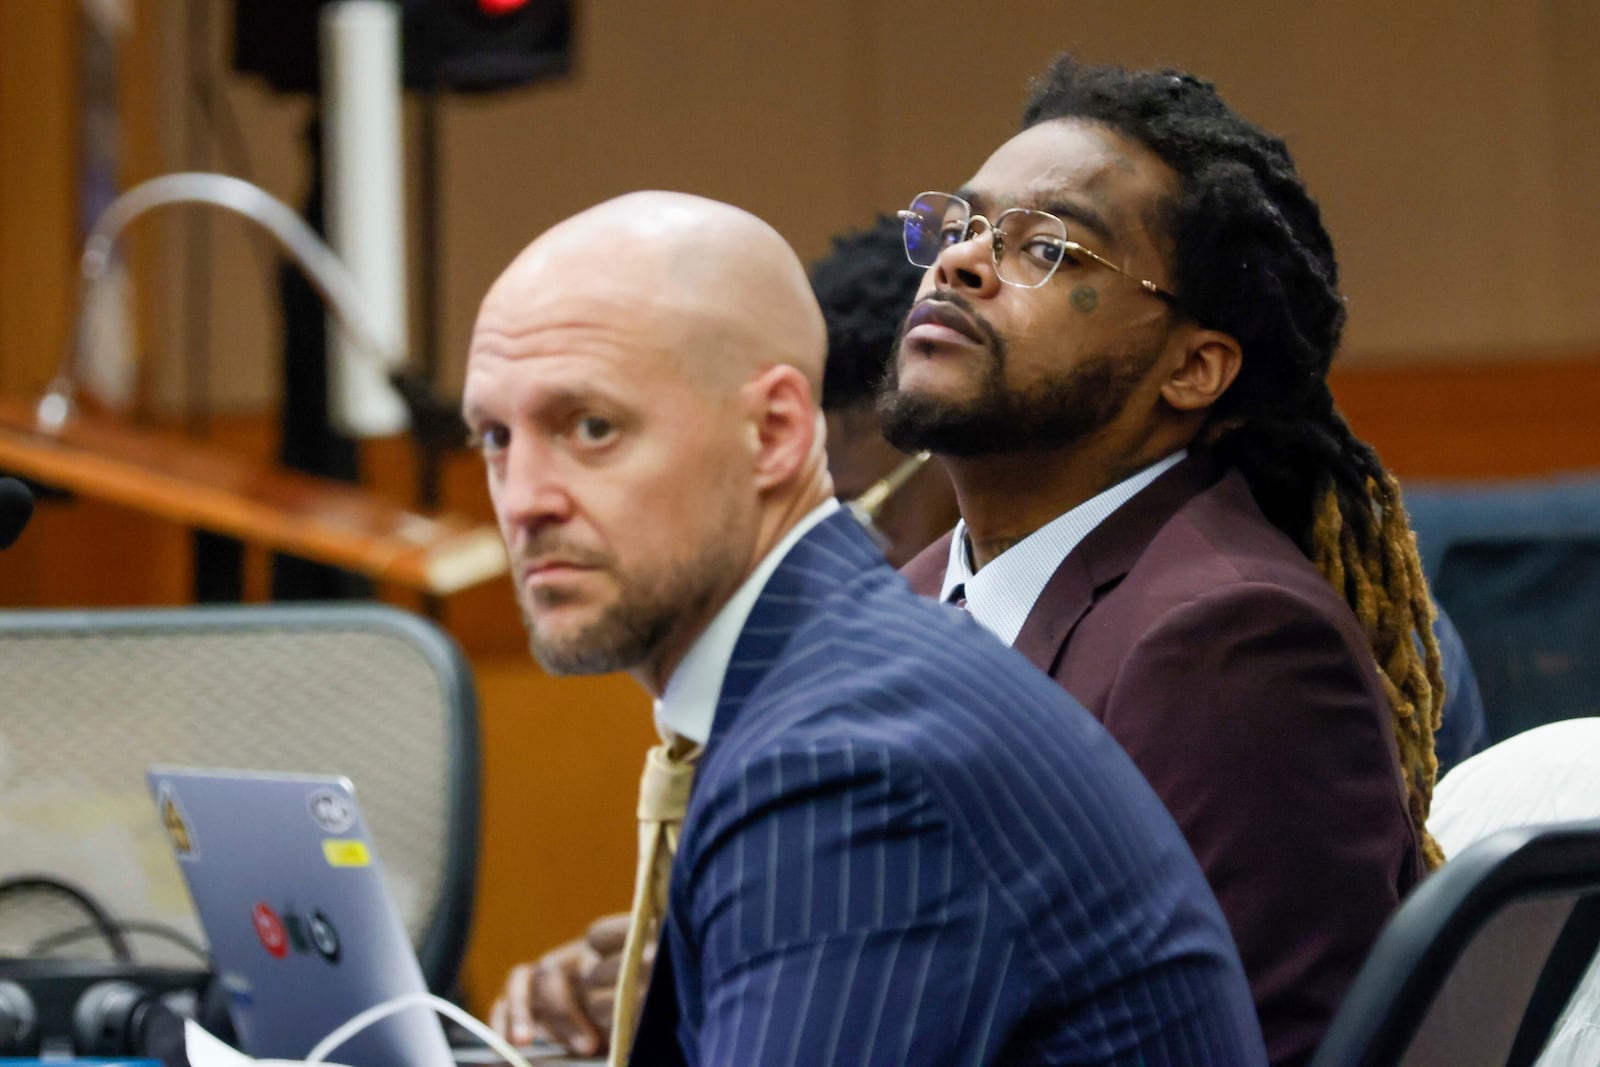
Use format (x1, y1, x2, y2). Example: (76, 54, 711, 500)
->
(304, 991, 533, 1067)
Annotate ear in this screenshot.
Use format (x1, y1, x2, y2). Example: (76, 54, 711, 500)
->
(1160, 328, 1243, 413)
(741, 365, 819, 492)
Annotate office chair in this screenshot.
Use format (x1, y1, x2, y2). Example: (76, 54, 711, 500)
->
(0, 603, 478, 996)
(1405, 474, 1600, 743)
(1310, 820, 1600, 1067)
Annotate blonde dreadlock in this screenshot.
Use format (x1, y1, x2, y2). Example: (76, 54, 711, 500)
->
(1311, 474, 1446, 869)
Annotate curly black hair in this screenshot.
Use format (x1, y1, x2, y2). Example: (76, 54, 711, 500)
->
(1023, 56, 1444, 866)
(811, 215, 922, 412)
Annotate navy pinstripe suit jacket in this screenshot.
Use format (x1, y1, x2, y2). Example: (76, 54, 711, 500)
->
(629, 511, 1266, 1065)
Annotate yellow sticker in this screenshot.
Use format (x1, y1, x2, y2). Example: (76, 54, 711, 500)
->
(158, 785, 198, 860)
(322, 839, 371, 868)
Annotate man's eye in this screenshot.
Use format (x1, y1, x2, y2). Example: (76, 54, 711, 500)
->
(1024, 238, 1069, 266)
(574, 416, 616, 445)
(470, 424, 511, 453)
(938, 221, 967, 246)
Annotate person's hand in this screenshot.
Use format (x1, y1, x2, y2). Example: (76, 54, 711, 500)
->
(491, 912, 648, 1057)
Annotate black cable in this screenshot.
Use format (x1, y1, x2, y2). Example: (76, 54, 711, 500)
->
(184, 0, 261, 601)
(185, 0, 277, 322)
(184, 0, 214, 436)
(0, 875, 132, 962)
(187, 8, 257, 187)
(28, 919, 209, 965)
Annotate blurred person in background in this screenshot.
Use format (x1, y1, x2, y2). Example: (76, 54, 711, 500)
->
(813, 216, 960, 566)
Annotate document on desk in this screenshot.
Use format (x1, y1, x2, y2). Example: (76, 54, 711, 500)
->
(450, 1044, 600, 1065)
(185, 1019, 360, 1067)
(186, 1018, 593, 1067)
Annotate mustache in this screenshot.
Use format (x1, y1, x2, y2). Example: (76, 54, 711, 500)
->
(880, 292, 1007, 395)
(897, 292, 1004, 351)
(514, 534, 613, 570)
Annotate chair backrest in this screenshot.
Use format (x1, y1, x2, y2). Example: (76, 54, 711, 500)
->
(1405, 474, 1600, 743)
(0, 603, 478, 995)
(1310, 821, 1600, 1067)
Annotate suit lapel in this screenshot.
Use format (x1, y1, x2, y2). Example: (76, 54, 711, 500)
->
(1013, 455, 1219, 674)
(1011, 552, 1097, 673)
(641, 510, 885, 1062)
(705, 509, 884, 748)
(900, 530, 953, 598)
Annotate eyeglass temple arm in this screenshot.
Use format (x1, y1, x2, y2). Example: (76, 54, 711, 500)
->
(1067, 241, 1178, 302)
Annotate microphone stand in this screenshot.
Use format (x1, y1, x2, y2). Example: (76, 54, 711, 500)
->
(16, 172, 492, 599)
(37, 171, 435, 436)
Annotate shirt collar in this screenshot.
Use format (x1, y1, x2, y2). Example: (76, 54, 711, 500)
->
(940, 451, 1186, 645)
(655, 498, 841, 745)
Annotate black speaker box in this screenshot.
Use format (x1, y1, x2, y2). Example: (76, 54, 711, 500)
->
(0, 959, 209, 1055)
(233, 0, 573, 94)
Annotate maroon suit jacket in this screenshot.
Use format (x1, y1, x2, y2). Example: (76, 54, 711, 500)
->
(903, 456, 1423, 1067)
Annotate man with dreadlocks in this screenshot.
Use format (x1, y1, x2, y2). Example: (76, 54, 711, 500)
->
(890, 57, 1444, 1067)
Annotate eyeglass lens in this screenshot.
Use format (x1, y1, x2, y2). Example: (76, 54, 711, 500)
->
(901, 192, 1069, 287)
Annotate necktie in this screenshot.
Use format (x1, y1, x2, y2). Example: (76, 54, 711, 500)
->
(609, 737, 700, 1066)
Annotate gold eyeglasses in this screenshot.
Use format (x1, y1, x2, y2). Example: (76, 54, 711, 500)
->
(898, 190, 1177, 300)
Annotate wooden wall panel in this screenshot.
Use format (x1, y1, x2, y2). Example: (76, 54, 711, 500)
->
(1331, 357, 1600, 481)
(461, 661, 654, 1013)
(0, 2, 76, 397)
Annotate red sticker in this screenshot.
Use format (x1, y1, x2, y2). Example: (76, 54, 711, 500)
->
(252, 901, 288, 959)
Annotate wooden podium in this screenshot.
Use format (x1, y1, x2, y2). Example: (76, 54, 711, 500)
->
(0, 395, 506, 595)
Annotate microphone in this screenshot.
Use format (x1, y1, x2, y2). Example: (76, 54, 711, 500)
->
(0, 478, 35, 549)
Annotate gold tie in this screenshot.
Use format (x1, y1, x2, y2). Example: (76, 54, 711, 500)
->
(609, 738, 700, 1066)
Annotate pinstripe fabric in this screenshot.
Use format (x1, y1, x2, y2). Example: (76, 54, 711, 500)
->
(629, 511, 1266, 1066)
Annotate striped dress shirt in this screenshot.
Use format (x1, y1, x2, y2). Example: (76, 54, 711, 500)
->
(940, 452, 1185, 645)
(629, 511, 1266, 1065)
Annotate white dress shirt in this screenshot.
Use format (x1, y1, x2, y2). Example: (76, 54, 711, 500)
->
(654, 498, 840, 745)
(939, 452, 1186, 646)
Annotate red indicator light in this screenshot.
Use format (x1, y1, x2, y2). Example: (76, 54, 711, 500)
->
(478, 0, 529, 15)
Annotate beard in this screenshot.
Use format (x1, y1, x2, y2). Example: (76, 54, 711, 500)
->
(516, 522, 742, 678)
(876, 295, 1161, 457)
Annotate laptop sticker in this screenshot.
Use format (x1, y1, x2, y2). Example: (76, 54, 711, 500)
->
(158, 783, 199, 861)
(285, 910, 311, 954)
(309, 908, 342, 964)
(219, 971, 254, 1007)
(322, 839, 371, 867)
(252, 901, 289, 959)
(308, 787, 355, 834)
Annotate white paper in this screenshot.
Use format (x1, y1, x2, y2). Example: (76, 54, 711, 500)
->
(184, 1019, 358, 1067)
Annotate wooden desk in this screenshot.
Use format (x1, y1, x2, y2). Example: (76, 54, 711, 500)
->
(0, 396, 505, 595)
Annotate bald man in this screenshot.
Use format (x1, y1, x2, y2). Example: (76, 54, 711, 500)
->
(463, 192, 1265, 1066)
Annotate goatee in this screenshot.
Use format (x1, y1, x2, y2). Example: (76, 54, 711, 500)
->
(877, 304, 1160, 456)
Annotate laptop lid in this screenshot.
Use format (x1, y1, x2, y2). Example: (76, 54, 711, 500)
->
(146, 767, 452, 1067)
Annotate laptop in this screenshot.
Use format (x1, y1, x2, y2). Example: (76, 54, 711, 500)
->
(146, 767, 454, 1067)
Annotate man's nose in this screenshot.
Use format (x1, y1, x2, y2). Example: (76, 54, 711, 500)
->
(935, 217, 1002, 297)
(496, 438, 575, 531)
